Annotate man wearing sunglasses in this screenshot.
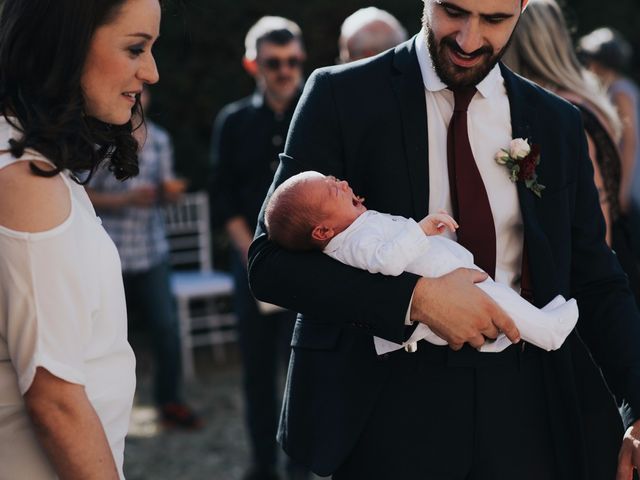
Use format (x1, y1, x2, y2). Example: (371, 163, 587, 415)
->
(209, 15, 308, 480)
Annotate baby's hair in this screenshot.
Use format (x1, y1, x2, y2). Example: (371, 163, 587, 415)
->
(265, 172, 327, 251)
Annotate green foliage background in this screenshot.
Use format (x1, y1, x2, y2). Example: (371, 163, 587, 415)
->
(149, 1, 640, 189)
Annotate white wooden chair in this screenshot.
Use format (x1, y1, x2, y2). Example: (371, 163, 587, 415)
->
(164, 191, 236, 379)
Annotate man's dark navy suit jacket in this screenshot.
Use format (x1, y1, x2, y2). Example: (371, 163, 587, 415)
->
(248, 38, 640, 478)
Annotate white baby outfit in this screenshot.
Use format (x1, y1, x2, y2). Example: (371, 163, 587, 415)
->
(323, 210, 578, 355)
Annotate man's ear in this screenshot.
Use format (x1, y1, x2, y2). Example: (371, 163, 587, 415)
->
(311, 225, 335, 242)
(242, 57, 258, 77)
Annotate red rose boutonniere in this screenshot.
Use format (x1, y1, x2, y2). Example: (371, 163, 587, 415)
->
(495, 138, 545, 198)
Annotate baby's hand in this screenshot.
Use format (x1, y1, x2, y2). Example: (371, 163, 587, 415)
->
(419, 211, 458, 236)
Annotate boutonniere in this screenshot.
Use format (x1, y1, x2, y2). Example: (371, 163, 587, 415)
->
(495, 138, 545, 198)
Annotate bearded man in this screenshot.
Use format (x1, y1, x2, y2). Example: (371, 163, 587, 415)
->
(249, 1, 640, 478)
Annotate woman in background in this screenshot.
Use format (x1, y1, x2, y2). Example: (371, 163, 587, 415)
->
(504, 0, 640, 304)
(0, 0, 160, 478)
(504, 1, 638, 477)
(579, 27, 640, 268)
(579, 27, 639, 216)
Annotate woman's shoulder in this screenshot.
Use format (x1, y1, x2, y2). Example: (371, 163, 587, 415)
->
(0, 159, 71, 233)
(557, 91, 616, 138)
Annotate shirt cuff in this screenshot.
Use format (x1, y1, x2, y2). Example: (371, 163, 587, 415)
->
(405, 290, 415, 326)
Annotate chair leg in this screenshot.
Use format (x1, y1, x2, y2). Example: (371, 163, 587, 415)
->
(212, 327, 227, 363)
(177, 297, 195, 380)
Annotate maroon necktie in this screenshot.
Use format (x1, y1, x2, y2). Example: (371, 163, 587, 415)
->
(447, 88, 497, 279)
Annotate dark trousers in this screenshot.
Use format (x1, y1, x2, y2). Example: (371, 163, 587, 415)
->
(123, 260, 182, 406)
(333, 343, 558, 480)
(232, 253, 299, 472)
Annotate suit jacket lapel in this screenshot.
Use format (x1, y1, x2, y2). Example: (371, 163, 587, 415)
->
(391, 38, 430, 219)
(501, 64, 537, 222)
(501, 64, 557, 303)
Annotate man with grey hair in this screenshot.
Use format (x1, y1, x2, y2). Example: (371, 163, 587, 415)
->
(210, 15, 308, 480)
(339, 7, 407, 63)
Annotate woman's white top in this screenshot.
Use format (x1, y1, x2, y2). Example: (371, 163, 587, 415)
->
(0, 118, 136, 479)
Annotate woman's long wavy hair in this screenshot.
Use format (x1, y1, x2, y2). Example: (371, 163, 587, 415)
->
(0, 0, 148, 182)
(504, 0, 622, 140)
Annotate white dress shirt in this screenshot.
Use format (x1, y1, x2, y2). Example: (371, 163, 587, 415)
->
(415, 29, 524, 291)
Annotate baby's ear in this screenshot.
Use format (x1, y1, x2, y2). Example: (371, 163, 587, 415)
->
(311, 225, 335, 241)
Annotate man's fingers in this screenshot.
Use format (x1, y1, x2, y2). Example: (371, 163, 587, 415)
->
(468, 334, 485, 349)
(616, 430, 640, 480)
(463, 268, 489, 284)
(491, 308, 520, 344)
(480, 325, 499, 340)
(449, 342, 464, 351)
(616, 448, 633, 480)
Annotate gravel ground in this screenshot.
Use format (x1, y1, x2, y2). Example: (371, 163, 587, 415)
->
(123, 341, 323, 480)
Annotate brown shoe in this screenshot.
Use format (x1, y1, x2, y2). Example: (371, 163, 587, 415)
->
(159, 402, 204, 430)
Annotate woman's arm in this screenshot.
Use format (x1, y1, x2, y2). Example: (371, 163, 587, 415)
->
(612, 90, 638, 213)
(586, 132, 613, 245)
(24, 368, 118, 480)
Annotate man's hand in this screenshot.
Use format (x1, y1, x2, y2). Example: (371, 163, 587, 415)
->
(127, 185, 158, 207)
(617, 421, 640, 480)
(161, 178, 187, 203)
(410, 268, 520, 350)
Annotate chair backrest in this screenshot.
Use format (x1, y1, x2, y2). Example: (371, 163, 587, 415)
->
(163, 191, 212, 272)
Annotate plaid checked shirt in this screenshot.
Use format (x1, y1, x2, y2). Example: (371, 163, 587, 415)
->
(90, 121, 174, 273)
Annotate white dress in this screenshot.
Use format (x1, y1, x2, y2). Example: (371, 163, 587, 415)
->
(324, 210, 579, 354)
(0, 119, 136, 479)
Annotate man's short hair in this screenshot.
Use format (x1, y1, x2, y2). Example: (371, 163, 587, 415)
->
(244, 16, 304, 61)
(339, 7, 407, 62)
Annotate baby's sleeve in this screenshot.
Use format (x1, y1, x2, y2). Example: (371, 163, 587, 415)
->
(0, 229, 93, 395)
(336, 218, 430, 276)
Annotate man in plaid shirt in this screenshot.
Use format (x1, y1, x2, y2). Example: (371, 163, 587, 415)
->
(88, 88, 202, 430)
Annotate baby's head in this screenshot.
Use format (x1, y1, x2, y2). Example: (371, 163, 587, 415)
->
(265, 171, 366, 251)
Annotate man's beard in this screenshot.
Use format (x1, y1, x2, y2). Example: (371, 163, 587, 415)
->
(426, 29, 506, 89)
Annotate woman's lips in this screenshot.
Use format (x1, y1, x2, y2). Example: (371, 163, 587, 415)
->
(122, 93, 137, 104)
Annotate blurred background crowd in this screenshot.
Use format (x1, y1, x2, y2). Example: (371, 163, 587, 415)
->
(105, 1, 640, 479)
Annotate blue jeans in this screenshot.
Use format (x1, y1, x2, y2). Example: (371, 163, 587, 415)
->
(123, 260, 182, 406)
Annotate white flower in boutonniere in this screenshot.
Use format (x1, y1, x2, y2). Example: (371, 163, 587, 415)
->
(509, 138, 531, 158)
(495, 138, 545, 198)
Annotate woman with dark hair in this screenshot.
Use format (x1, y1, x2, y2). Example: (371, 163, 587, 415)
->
(0, 0, 160, 478)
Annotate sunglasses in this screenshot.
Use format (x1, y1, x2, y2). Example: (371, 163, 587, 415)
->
(261, 56, 303, 71)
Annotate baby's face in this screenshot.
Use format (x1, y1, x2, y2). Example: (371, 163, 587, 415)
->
(305, 174, 367, 231)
